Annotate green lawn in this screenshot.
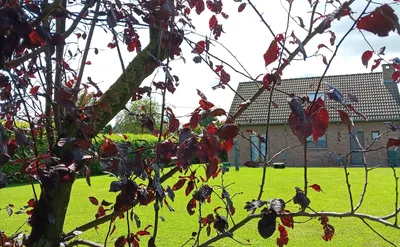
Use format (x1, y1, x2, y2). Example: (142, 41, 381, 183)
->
(1, 167, 400, 246)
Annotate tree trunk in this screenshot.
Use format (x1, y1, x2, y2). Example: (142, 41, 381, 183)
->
(27, 27, 167, 247)
(28, 183, 73, 247)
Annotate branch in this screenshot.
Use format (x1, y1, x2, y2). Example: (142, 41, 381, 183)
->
(64, 166, 178, 241)
(74, 1, 101, 101)
(8, 3, 92, 68)
(90, 27, 167, 136)
(199, 211, 400, 247)
(361, 219, 397, 247)
(67, 239, 104, 247)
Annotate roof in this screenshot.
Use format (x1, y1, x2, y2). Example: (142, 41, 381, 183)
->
(229, 72, 400, 125)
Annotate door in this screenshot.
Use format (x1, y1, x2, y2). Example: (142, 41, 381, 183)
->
(250, 135, 267, 163)
(350, 131, 364, 166)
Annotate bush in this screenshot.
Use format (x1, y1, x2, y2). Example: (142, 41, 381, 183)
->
(1, 135, 49, 184)
(88, 133, 158, 176)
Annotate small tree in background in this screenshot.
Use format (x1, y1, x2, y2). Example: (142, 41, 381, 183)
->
(114, 98, 161, 134)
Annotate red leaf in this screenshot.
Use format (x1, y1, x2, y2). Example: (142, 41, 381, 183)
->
(110, 224, 116, 236)
(86, 167, 91, 187)
(195, 0, 205, 14)
(222, 139, 234, 153)
(328, 31, 336, 45)
(30, 86, 40, 95)
(206, 124, 218, 134)
(337, 110, 351, 132)
(89, 196, 99, 206)
(214, 206, 223, 214)
(209, 15, 218, 30)
(361, 50, 373, 68)
(218, 124, 238, 140)
(264, 39, 280, 67)
(322, 224, 335, 241)
(311, 107, 329, 141)
(347, 104, 367, 120)
(137, 230, 150, 236)
(189, 112, 200, 129)
(215, 65, 223, 73)
(212, 167, 222, 179)
(244, 161, 258, 167)
(185, 180, 195, 196)
(172, 179, 187, 191)
(322, 55, 327, 65)
(210, 108, 226, 117)
(199, 99, 214, 110)
(168, 117, 180, 133)
(206, 158, 218, 180)
(96, 206, 105, 218)
(27, 198, 35, 207)
(280, 210, 294, 229)
(194, 41, 206, 54)
(371, 59, 382, 72)
(85, 61, 92, 65)
(221, 12, 229, 19)
(220, 69, 230, 84)
(108, 42, 117, 49)
(276, 224, 289, 247)
(357, 4, 398, 37)
(187, 198, 196, 215)
(238, 2, 246, 12)
(392, 71, 400, 83)
(114, 236, 127, 247)
(309, 184, 323, 192)
(317, 44, 330, 51)
(387, 138, 400, 148)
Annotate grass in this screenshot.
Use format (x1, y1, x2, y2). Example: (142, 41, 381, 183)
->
(1, 167, 400, 246)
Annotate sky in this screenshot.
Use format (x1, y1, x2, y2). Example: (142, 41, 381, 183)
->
(72, 0, 400, 126)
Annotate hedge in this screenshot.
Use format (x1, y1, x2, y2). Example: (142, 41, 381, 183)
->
(2, 132, 228, 184)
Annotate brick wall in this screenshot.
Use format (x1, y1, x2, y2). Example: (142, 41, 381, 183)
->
(228, 121, 400, 167)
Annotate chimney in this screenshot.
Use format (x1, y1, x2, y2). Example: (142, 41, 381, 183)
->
(383, 64, 395, 82)
(382, 64, 400, 104)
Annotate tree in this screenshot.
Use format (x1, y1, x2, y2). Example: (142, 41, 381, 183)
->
(114, 98, 161, 134)
(0, 0, 400, 246)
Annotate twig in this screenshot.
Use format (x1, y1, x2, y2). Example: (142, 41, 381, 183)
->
(343, 154, 354, 212)
(309, 0, 371, 113)
(309, 0, 319, 35)
(304, 139, 308, 196)
(67, 239, 104, 247)
(255, 0, 293, 205)
(74, 0, 101, 101)
(387, 148, 400, 225)
(103, 220, 113, 247)
(361, 219, 397, 247)
(247, 0, 291, 56)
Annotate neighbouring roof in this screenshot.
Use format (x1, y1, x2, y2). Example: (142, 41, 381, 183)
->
(229, 72, 400, 125)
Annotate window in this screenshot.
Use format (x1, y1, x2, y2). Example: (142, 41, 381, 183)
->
(307, 134, 327, 148)
(371, 131, 380, 141)
(250, 135, 267, 162)
(307, 92, 324, 102)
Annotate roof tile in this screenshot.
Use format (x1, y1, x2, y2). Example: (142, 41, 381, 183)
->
(229, 72, 400, 124)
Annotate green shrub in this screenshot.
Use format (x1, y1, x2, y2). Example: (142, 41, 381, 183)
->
(88, 133, 158, 176)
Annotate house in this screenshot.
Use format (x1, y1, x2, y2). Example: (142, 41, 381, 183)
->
(227, 64, 400, 167)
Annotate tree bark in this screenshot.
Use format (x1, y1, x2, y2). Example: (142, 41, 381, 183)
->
(28, 27, 166, 247)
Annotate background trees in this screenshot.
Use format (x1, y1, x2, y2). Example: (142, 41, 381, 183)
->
(114, 98, 161, 134)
